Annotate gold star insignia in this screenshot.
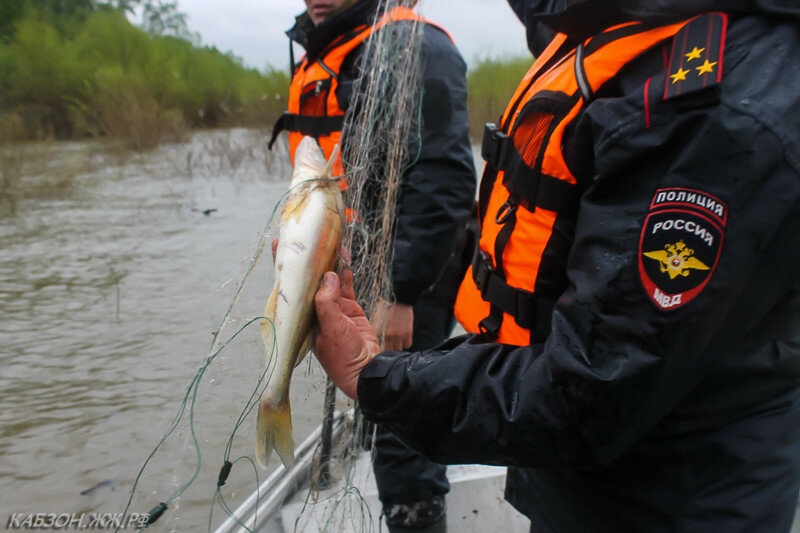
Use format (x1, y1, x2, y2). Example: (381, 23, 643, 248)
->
(685, 46, 705, 61)
(696, 60, 717, 75)
(670, 67, 690, 84)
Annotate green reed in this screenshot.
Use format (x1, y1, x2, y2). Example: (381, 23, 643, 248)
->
(466, 55, 532, 139)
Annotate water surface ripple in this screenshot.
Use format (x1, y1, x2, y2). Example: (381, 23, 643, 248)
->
(0, 130, 333, 530)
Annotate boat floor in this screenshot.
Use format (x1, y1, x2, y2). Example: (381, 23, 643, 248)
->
(264, 456, 800, 533)
(262, 453, 529, 532)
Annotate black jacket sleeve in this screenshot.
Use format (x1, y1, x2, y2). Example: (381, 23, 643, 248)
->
(389, 25, 476, 306)
(357, 16, 800, 470)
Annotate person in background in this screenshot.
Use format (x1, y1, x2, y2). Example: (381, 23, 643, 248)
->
(270, 1, 476, 531)
(309, 0, 800, 531)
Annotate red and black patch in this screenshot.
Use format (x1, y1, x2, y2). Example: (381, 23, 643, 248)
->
(664, 13, 727, 100)
(639, 188, 727, 311)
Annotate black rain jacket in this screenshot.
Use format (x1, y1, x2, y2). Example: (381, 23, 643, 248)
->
(358, 1, 800, 531)
(287, 0, 476, 307)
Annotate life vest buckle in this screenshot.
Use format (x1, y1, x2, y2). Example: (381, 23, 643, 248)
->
(495, 199, 517, 225)
(482, 123, 512, 171)
(472, 249, 495, 298)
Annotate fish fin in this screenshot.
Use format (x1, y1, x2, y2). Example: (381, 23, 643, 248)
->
(264, 284, 279, 318)
(259, 285, 279, 345)
(323, 144, 340, 178)
(293, 336, 313, 368)
(255, 397, 296, 469)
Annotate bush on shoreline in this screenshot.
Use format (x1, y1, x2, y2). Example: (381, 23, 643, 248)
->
(467, 55, 532, 139)
(0, 7, 288, 147)
(0, 5, 528, 148)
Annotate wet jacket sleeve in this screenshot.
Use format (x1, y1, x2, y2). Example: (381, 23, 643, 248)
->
(357, 23, 800, 468)
(389, 25, 476, 306)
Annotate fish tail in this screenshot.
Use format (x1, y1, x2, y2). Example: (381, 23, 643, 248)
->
(255, 396, 295, 469)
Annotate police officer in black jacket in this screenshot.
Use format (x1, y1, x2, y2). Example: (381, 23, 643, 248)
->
(310, 0, 800, 531)
(282, 1, 475, 531)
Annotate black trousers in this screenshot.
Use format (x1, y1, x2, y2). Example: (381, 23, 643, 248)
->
(372, 299, 453, 525)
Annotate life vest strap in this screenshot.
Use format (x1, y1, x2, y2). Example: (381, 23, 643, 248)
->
(482, 122, 579, 214)
(482, 123, 513, 171)
(503, 155, 579, 214)
(472, 249, 557, 337)
(269, 112, 345, 150)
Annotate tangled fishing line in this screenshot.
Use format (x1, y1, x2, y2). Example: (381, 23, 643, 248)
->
(342, 0, 425, 319)
(287, 1, 427, 528)
(117, 0, 426, 531)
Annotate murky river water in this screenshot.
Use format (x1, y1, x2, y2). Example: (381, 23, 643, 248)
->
(0, 130, 341, 531)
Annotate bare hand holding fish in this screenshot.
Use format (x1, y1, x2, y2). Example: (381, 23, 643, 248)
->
(314, 269, 380, 400)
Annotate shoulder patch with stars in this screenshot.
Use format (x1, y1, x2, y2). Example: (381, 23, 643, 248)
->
(638, 187, 727, 311)
(664, 13, 728, 100)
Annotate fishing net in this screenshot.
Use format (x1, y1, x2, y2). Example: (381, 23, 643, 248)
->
(286, 0, 428, 529)
(117, 1, 427, 531)
(341, 0, 425, 319)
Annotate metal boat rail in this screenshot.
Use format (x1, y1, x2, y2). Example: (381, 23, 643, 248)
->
(214, 412, 345, 533)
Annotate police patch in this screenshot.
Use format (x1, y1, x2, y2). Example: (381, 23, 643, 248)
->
(639, 188, 726, 311)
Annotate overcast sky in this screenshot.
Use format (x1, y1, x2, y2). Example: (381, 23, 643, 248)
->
(174, 0, 531, 72)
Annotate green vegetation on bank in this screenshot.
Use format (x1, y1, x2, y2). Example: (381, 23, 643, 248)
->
(0, 1, 288, 148)
(466, 55, 532, 139)
(1, 1, 530, 148)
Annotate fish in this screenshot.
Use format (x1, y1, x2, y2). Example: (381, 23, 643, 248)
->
(79, 477, 117, 496)
(255, 136, 345, 469)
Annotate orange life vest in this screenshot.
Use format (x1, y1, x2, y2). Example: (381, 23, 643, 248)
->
(454, 18, 712, 346)
(269, 6, 445, 181)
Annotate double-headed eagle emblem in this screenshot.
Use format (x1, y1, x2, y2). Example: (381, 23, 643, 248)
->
(643, 240, 709, 279)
